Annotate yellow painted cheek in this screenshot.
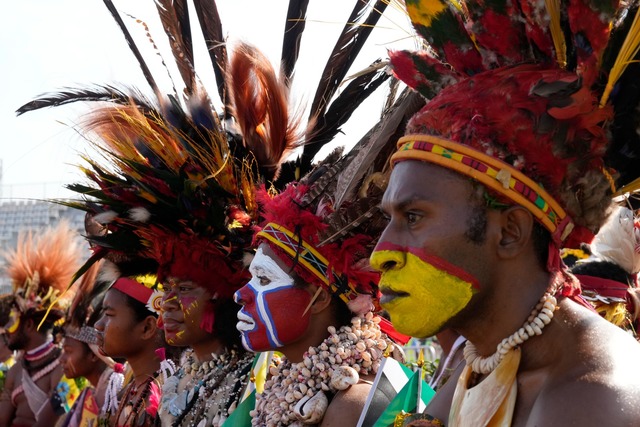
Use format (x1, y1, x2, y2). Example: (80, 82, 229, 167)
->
(380, 252, 474, 338)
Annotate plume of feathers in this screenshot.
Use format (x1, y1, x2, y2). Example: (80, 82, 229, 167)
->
(389, 0, 640, 246)
(3, 221, 83, 311)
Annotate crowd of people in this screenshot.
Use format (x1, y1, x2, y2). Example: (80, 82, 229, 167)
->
(2, 0, 640, 425)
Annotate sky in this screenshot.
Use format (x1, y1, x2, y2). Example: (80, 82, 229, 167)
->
(0, 0, 416, 201)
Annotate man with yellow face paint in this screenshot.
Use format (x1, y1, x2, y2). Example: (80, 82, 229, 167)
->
(373, 243, 477, 338)
(370, 0, 640, 426)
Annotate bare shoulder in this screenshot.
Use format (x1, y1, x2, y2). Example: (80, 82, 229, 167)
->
(5, 361, 20, 387)
(320, 378, 373, 427)
(528, 303, 640, 426)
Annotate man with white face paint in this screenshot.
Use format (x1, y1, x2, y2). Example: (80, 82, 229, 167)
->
(234, 158, 410, 426)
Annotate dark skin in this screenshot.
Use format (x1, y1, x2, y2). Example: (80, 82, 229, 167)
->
(161, 279, 226, 361)
(0, 317, 63, 427)
(60, 337, 106, 389)
(376, 161, 640, 426)
(94, 289, 160, 398)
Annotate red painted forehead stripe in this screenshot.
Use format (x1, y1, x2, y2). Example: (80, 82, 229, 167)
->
(375, 242, 480, 289)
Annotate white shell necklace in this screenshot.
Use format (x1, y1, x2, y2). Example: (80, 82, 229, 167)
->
(463, 291, 558, 375)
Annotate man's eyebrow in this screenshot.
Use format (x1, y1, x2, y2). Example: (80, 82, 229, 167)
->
(382, 195, 427, 212)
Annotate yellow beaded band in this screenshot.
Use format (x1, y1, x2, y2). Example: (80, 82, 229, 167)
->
(392, 134, 574, 242)
(256, 223, 358, 303)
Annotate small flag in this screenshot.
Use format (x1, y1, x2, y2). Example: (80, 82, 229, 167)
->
(356, 357, 435, 427)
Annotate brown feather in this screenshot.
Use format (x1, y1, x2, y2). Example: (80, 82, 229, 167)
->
(227, 42, 304, 181)
(333, 88, 425, 208)
(154, 0, 195, 94)
(192, 0, 228, 104)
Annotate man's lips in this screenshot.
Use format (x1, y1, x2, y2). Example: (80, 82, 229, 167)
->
(379, 286, 409, 305)
(236, 311, 255, 332)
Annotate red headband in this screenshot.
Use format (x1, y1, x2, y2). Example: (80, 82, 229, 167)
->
(111, 277, 153, 304)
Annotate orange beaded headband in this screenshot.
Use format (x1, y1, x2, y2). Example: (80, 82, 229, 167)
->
(391, 134, 574, 244)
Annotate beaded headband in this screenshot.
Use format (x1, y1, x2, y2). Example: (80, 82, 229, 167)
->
(256, 223, 359, 304)
(391, 134, 574, 244)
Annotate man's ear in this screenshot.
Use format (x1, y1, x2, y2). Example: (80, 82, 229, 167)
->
(140, 315, 159, 340)
(309, 286, 332, 315)
(23, 317, 35, 334)
(497, 206, 535, 259)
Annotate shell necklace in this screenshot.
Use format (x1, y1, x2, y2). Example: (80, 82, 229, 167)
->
(251, 313, 400, 427)
(463, 290, 558, 375)
(160, 348, 252, 427)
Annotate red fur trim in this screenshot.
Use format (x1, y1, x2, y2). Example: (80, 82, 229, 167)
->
(255, 185, 378, 298)
(139, 226, 249, 298)
(407, 64, 612, 244)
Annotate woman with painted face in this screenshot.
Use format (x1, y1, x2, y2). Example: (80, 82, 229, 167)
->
(94, 272, 165, 427)
(235, 150, 408, 427)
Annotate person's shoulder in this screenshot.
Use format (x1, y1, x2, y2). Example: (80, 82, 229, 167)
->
(320, 377, 373, 427)
(531, 304, 640, 425)
(528, 373, 640, 426)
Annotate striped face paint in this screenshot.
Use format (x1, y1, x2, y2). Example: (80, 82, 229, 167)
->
(370, 242, 478, 338)
(234, 246, 312, 352)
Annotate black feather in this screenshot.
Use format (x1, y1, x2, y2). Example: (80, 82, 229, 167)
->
(281, 0, 310, 82)
(102, 0, 161, 98)
(16, 85, 153, 116)
(192, 0, 228, 105)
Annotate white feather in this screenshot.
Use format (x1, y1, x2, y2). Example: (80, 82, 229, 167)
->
(97, 260, 121, 284)
(128, 207, 151, 223)
(591, 206, 640, 274)
(93, 210, 118, 224)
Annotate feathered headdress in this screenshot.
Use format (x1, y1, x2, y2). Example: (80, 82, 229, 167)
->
(571, 203, 640, 332)
(387, 0, 640, 290)
(255, 87, 424, 314)
(2, 221, 82, 324)
(17, 0, 398, 297)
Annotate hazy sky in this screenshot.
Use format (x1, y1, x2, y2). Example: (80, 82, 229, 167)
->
(1, 0, 415, 201)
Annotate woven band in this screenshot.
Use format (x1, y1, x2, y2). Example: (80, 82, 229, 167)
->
(256, 223, 357, 303)
(392, 135, 574, 243)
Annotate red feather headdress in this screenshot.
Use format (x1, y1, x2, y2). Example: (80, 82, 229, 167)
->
(390, 0, 640, 255)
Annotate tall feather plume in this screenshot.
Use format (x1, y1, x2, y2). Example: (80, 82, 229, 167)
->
(304, 60, 391, 151)
(227, 42, 304, 182)
(16, 85, 154, 117)
(154, 0, 195, 94)
(301, 0, 390, 173)
(3, 221, 84, 310)
(102, 0, 161, 99)
(281, 0, 310, 82)
(192, 0, 228, 105)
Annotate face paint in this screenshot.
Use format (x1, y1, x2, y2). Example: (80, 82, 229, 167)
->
(234, 246, 312, 352)
(370, 242, 478, 338)
(5, 308, 20, 335)
(160, 280, 213, 347)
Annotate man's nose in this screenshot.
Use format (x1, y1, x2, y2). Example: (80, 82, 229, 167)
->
(370, 247, 406, 272)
